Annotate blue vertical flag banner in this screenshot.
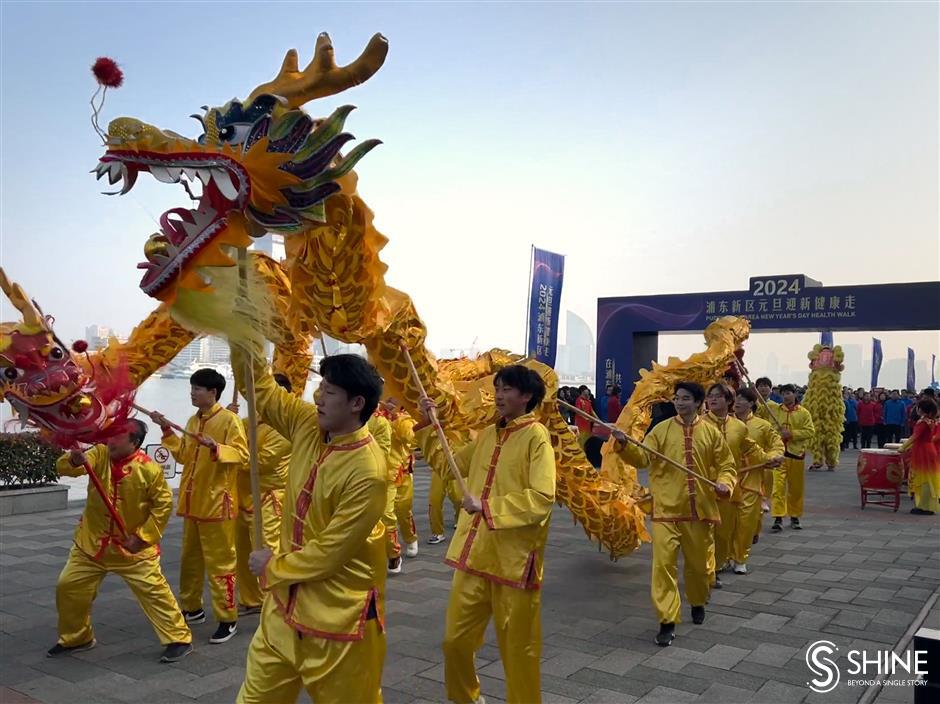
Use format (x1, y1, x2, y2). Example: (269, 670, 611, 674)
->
(907, 348, 916, 392)
(932, 354, 936, 387)
(820, 331, 833, 346)
(871, 338, 883, 388)
(526, 247, 565, 367)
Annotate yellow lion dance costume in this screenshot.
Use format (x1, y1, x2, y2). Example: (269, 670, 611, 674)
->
(802, 344, 845, 470)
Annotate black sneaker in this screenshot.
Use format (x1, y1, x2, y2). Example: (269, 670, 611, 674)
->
(159, 642, 193, 663)
(388, 557, 402, 574)
(752, 534, 759, 545)
(790, 517, 802, 530)
(47, 639, 96, 657)
(655, 622, 676, 647)
(911, 508, 935, 515)
(713, 576, 723, 590)
(208, 622, 237, 644)
(237, 604, 262, 616)
(183, 609, 206, 624)
(691, 605, 706, 625)
(771, 518, 783, 532)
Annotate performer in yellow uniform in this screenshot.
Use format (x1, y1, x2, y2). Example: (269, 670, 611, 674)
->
(367, 410, 402, 574)
(703, 384, 764, 588)
(49, 419, 193, 663)
(382, 398, 419, 558)
(769, 384, 815, 532)
(732, 387, 784, 573)
(228, 373, 293, 615)
(153, 368, 248, 644)
(611, 382, 735, 647)
(754, 376, 781, 512)
(417, 365, 555, 704)
(235, 349, 388, 704)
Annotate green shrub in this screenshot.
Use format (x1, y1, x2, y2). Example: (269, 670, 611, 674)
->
(0, 432, 61, 488)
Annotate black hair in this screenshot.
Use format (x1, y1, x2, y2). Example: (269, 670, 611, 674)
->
(736, 386, 759, 411)
(578, 384, 589, 393)
(494, 364, 546, 412)
(610, 385, 621, 395)
(584, 435, 604, 469)
(780, 383, 797, 394)
(272, 373, 292, 393)
(190, 368, 226, 400)
(319, 354, 383, 424)
(755, 377, 773, 388)
(917, 398, 938, 416)
(126, 418, 148, 449)
(921, 388, 937, 399)
(674, 381, 705, 404)
(706, 383, 734, 403)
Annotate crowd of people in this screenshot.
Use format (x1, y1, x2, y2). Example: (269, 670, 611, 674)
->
(44, 358, 939, 703)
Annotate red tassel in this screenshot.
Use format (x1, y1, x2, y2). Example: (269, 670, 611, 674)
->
(92, 57, 123, 88)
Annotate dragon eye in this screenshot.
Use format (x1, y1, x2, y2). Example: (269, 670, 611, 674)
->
(3, 367, 22, 381)
(49, 347, 66, 360)
(218, 124, 251, 145)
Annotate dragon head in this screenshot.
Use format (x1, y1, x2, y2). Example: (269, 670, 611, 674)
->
(0, 268, 134, 446)
(94, 33, 388, 302)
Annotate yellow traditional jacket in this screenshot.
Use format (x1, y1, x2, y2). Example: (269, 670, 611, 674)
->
(164, 403, 248, 522)
(702, 411, 765, 503)
(56, 446, 172, 562)
(739, 412, 785, 496)
(617, 416, 736, 523)
(243, 366, 388, 641)
(773, 403, 816, 458)
(386, 412, 416, 485)
(367, 414, 393, 481)
(237, 420, 290, 514)
(416, 413, 556, 590)
(755, 398, 780, 424)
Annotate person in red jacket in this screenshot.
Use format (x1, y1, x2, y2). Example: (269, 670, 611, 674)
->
(857, 393, 881, 448)
(606, 385, 623, 425)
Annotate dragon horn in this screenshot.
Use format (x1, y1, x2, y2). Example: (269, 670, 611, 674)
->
(0, 267, 46, 331)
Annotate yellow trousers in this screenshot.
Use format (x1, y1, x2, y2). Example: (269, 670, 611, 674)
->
(237, 597, 385, 704)
(56, 545, 191, 647)
(180, 518, 237, 621)
(394, 474, 418, 545)
(732, 490, 763, 564)
(714, 500, 738, 570)
(382, 484, 401, 560)
(236, 490, 284, 609)
(429, 471, 461, 536)
(911, 469, 940, 512)
(443, 570, 541, 704)
(772, 458, 805, 517)
(651, 521, 712, 625)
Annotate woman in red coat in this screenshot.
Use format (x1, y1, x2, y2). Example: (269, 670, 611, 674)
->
(857, 393, 880, 449)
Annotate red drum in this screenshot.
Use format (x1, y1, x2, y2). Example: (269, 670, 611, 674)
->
(857, 449, 903, 511)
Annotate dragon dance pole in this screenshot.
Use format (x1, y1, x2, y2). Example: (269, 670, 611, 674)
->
(399, 343, 470, 499)
(558, 399, 722, 490)
(132, 404, 212, 446)
(80, 457, 128, 537)
(236, 248, 265, 548)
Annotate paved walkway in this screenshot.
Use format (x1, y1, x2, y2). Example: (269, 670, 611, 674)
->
(1, 449, 937, 704)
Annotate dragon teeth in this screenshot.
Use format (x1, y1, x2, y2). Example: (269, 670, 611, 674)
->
(151, 166, 180, 184)
(211, 168, 239, 200)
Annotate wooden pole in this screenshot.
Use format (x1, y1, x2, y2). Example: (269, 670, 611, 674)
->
(558, 399, 722, 490)
(132, 404, 211, 446)
(319, 335, 329, 359)
(82, 458, 128, 538)
(237, 248, 264, 548)
(399, 343, 470, 498)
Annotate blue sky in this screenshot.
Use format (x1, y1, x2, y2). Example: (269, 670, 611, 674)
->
(1, 1, 937, 384)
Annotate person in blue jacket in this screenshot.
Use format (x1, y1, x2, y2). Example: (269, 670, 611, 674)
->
(882, 391, 907, 444)
(842, 389, 858, 450)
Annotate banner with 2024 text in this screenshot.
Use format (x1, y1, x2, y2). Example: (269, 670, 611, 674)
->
(526, 247, 565, 368)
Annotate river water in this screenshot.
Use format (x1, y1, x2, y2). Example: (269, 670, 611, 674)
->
(2, 375, 321, 501)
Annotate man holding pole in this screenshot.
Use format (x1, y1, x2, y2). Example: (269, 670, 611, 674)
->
(49, 420, 193, 662)
(152, 368, 248, 644)
(610, 382, 736, 647)
(234, 348, 388, 704)
(416, 364, 555, 704)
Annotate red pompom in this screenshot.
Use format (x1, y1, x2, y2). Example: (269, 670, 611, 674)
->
(72, 340, 89, 353)
(92, 57, 123, 88)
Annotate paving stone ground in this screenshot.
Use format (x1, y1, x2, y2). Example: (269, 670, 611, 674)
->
(1, 449, 937, 704)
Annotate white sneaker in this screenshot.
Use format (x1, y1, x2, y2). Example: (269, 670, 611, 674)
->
(733, 562, 747, 575)
(427, 534, 446, 545)
(405, 540, 419, 558)
(387, 557, 402, 574)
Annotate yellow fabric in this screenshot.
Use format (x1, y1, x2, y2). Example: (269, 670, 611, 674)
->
(755, 399, 780, 424)
(232, 349, 388, 641)
(237, 420, 290, 512)
(383, 482, 401, 560)
(444, 569, 542, 704)
(429, 470, 461, 536)
(416, 412, 556, 588)
(650, 521, 712, 624)
(368, 414, 392, 470)
(737, 412, 784, 561)
(236, 491, 283, 608)
(56, 545, 190, 647)
(701, 412, 763, 571)
(164, 402, 249, 521)
(179, 518, 237, 621)
(55, 446, 173, 560)
(772, 457, 806, 518)
(395, 474, 418, 544)
(732, 490, 763, 564)
(616, 416, 737, 522)
(237, 596, 385, 704)
(387, 412, 416, 484)
(773, 403, 816, 458)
